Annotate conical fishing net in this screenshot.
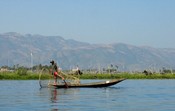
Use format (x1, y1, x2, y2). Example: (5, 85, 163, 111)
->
(39, 68, 80, 88)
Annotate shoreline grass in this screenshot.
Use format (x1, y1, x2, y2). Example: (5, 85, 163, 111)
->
(80, 73, 175, 79)
(1, 72, 175, 80)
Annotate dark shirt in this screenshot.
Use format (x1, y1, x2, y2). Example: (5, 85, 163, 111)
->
(52, 63, 58, 74)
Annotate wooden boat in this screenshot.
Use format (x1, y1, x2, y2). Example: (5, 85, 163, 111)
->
(48, 78, 125, 88)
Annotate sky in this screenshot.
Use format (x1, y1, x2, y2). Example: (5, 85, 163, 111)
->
(0, 0, 175, 48)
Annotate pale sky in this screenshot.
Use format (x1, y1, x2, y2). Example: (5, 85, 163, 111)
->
(0, 0, 175, 48)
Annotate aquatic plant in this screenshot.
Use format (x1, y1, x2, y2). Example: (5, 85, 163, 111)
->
(0, 72, 175, 80)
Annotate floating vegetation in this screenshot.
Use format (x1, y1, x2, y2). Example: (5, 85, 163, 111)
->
(0, 71, 175, 80)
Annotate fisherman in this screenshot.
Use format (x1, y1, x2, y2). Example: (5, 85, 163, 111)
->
(76, 65, 83, 75)
(50, 60, 65, 85)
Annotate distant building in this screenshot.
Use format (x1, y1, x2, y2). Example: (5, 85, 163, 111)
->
(0, 68, 8, 72)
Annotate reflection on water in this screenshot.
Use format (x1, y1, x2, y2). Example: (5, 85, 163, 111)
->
(0, 80, 175, 111)
(38, 80, 175, 111)
(49, 88, 81, 103)
(42, 86, 125, 111)
(50, 89, 57, 103)
(38, 86, 124, 111)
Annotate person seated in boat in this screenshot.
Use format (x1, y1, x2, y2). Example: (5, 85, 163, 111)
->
(75, 65, 83, 75)
(50, 60, 65, 85)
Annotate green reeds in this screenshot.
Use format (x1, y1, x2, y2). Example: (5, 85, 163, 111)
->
(0, 72, 175, 80)
(79, 73, 175, 79)
(0, 72, 42, 80)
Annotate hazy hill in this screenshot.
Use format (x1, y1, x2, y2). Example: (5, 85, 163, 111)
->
(1, 32, 175, 71)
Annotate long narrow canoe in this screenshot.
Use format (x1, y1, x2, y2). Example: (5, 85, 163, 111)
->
(48, 78, 125, 88)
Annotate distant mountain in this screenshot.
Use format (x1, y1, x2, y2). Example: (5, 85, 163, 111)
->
(1, 32, 175, 71)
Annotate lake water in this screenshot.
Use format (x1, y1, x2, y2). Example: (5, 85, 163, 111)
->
(0, 79, 175, 111)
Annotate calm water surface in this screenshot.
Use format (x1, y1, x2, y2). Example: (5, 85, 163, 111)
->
(0, 80, 175, 111)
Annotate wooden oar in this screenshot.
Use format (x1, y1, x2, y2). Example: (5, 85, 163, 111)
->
(63, 79, 69, 88)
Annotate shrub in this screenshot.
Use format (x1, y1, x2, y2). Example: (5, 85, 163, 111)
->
(15, 67, 28, 76)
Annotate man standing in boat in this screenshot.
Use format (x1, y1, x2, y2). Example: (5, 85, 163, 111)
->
(50, 60, 65, 84)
